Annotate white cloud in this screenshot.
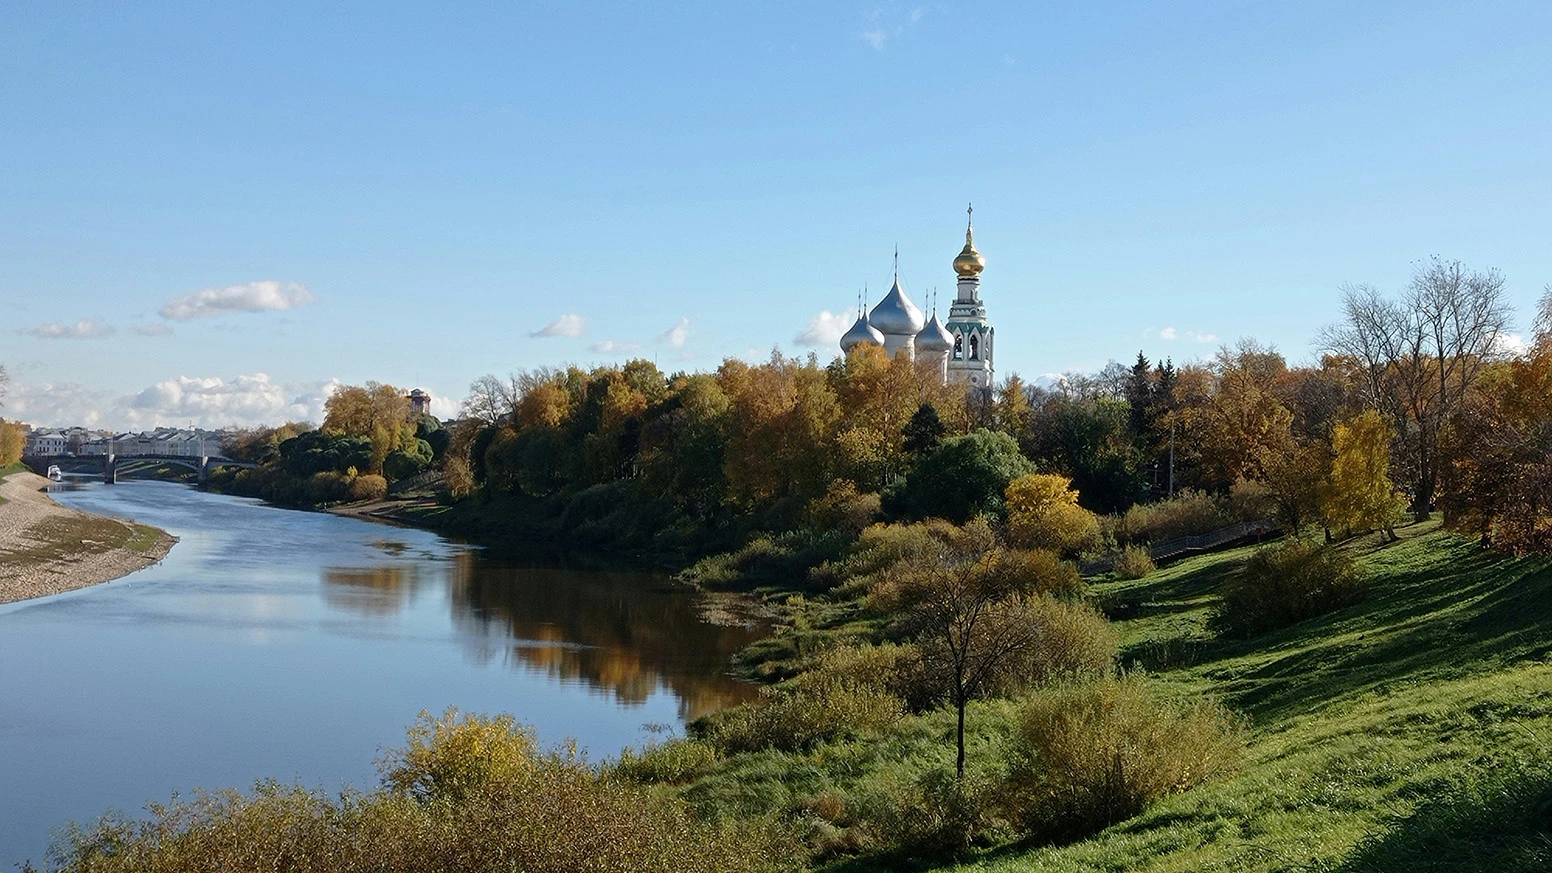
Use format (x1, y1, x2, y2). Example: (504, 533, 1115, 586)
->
(1493, 332, 1530, 356)
(794, 308, 856, 347)
(530, 313, 586, 338)
(658, 317, 691, 348)
(24, 318, 115, 339)
(159, 280, 315, 321)
(589, 339, 641, 354)
(860, 4, 924, 50)
(4, 373, 343, 430)
(1154, 326, 1217, 344)
(130, 323, 174, 337)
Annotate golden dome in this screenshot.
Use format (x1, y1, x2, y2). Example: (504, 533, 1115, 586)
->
(953, 204, 985, 277)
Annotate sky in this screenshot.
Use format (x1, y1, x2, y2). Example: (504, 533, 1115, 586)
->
(2, 1, 1550, 430)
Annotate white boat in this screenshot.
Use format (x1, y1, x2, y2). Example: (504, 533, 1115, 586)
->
(46, 465, 64, 481)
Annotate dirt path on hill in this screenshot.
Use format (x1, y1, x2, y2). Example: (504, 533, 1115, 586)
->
(0, 471, 177, 604)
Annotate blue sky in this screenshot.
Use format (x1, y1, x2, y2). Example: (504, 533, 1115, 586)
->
(3, 1, 1550, 429)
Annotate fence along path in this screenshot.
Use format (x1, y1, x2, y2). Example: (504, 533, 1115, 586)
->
(1082, 518, 1278, 575)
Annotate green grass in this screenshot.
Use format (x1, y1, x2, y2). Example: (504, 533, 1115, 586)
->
(917, 523, 1552, 872)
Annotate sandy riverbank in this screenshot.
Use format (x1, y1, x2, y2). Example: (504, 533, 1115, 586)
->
(0, 471, 178, 604)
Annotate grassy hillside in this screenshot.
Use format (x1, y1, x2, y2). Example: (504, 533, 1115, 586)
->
(922, 523, 1552, 873)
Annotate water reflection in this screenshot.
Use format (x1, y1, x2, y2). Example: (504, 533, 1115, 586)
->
(446, 553, 765, 720)
(322, 565, 427, 616)
(318, 549, 765, 721)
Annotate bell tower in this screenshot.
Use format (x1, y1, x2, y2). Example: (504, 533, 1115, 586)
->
(945, 204, 994, 390)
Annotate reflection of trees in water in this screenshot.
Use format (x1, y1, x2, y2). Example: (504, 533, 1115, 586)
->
(322, 565, 426, 616)
(446, 553, 765, 721)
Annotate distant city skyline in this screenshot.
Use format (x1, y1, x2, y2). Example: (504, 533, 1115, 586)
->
(4, 2, 1550, 429)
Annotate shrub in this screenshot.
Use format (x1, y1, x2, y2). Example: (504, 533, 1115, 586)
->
(1002, 675, 1244, 844)
(810, 519, 960, 592)
(382, 439, 433, 481)
(611, 737, 721, 785)
(304, 470, 353, 504)
(682, 528, 852, 589)
(53, 708, 799, 873)
(1212, 538, 1367, 638)
(857, 766, 996, 861)
(348, 473, 388, 501)
(1112, 544, 1156, 580)
(979, 594, 1119, 698)
(1118, 489, 1236, 545)
(378, 707, 539, 804)
(983, 548, 1086, 599)
(702, 680, 905, 754)
(805, 480, 882, 537)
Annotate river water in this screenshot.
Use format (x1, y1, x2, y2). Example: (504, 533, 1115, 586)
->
(0, 481, 765, 866)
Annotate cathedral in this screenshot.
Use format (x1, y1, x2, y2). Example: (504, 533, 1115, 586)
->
(838, 205, 996, 389)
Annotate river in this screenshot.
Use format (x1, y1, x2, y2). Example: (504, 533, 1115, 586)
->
(0, 481, 765, 866)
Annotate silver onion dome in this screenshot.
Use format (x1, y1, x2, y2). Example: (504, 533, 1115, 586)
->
(915, 312, 953, 353)
(839, 314, 886, 353)
(868, 278, 926, 336)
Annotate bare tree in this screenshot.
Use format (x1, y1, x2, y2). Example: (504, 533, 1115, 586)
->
(872, 522, 1110, 779)
(1320, 258, 1511, 520)
(460, 373, 519, 426)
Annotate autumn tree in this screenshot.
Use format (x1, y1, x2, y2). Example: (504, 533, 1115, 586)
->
(0, 419, 23, 465)
(323, 382, 415, 473)
(1320, 409, 1407, 540)
(1175, 342, 1296, 492)
(719, 352, 840, 507)
(1004, 472, 1100, 554)
(1321, 258, 1512, 520)
(1440, 295, 1552, 551)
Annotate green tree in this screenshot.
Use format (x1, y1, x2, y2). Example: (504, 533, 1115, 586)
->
(902, 402, 946, 455)
(882, 429, 1034, 523)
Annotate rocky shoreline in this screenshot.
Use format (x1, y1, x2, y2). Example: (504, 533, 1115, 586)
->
(0, 470, 177, 605)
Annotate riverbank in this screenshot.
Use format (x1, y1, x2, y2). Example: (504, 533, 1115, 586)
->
(0, 470, 177, 604)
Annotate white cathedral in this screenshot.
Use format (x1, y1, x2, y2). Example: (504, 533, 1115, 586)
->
(838, 205, 995, 389)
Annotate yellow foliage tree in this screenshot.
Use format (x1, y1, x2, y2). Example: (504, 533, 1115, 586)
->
(1005, 472, 1100, 554)
(324, 382, 414, 473)
(1320, 409, 1407, 540)
(0, 419, 24, 466)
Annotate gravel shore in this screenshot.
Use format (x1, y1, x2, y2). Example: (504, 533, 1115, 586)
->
(0, 470, 177, 604)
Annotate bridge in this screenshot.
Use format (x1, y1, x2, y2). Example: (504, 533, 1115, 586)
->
(25, 453, 258, 485)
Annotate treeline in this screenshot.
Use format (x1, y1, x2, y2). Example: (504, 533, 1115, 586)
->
(438, 257, 1551, 559)
(214, 257, 1551, 558)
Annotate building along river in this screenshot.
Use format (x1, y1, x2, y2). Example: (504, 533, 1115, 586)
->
(0, 480, 765, 866)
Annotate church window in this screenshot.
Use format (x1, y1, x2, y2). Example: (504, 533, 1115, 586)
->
(953, 334, 963, 361)
(969, 333, 979, 360)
